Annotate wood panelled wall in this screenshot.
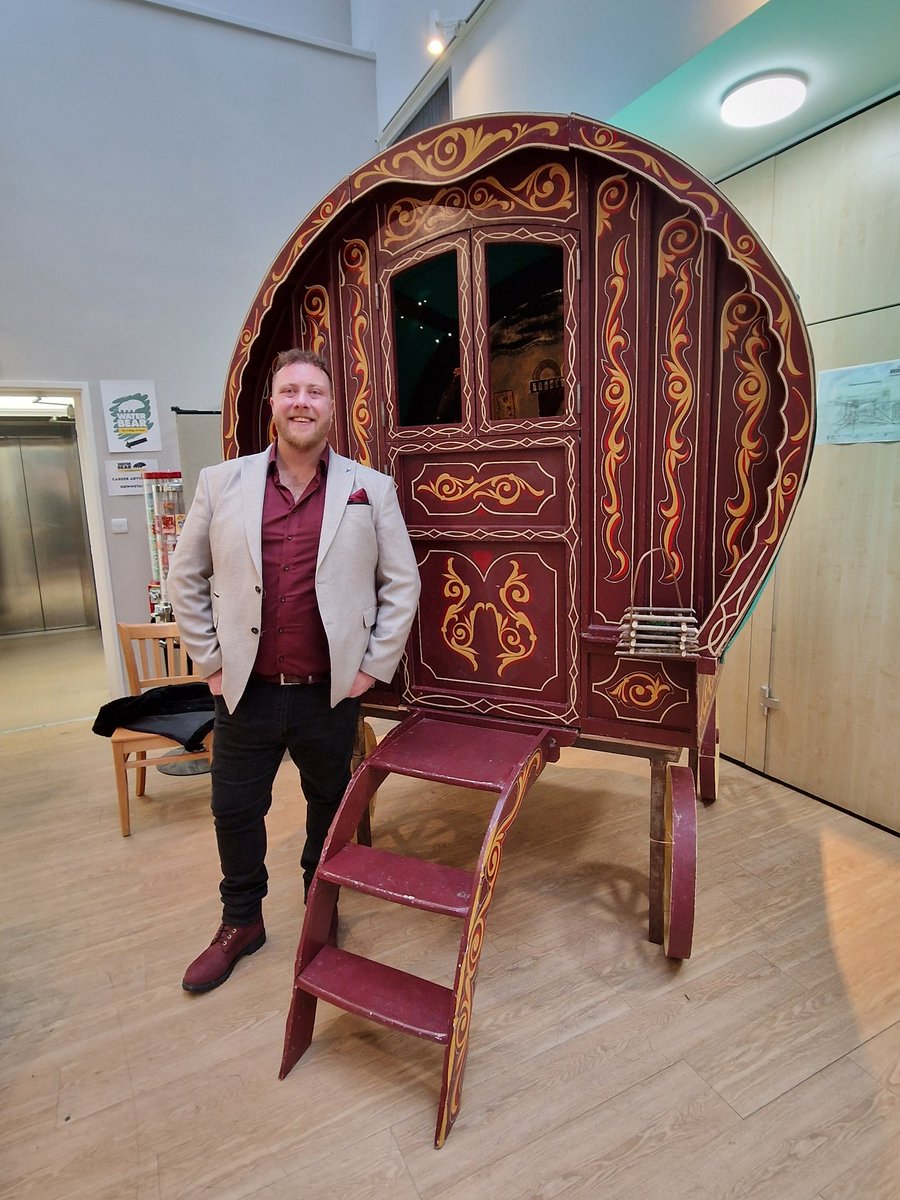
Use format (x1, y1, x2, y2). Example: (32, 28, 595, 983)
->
(716, 95, 900, 831)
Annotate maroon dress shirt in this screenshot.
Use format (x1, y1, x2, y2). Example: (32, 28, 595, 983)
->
(252, 444, 331, 679)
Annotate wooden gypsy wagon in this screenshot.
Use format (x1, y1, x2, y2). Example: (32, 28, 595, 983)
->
(221, 114, 815, 1144)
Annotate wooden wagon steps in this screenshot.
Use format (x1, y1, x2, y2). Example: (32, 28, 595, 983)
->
(279, 709, 569, 1146)
(280, 708, 698, 1145)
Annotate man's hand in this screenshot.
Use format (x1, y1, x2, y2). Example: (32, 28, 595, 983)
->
(205, 668, 224, 696)
(347, 670, 376, 698)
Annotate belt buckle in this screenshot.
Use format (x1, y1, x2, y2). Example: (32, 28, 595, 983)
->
(280, 673, 296, 685)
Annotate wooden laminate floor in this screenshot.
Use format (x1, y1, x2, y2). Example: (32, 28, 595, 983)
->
(1, 655, 898, 1198)
(0, 627, 108, 732)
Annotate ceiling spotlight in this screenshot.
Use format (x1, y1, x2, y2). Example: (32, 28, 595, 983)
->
(427, 10, 463, 56)
(720, 72, 807, 128)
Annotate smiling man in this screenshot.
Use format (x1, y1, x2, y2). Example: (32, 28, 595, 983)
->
(168, 348, 420, 992)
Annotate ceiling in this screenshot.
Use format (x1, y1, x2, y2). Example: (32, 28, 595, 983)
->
(611, 0, 900, 181)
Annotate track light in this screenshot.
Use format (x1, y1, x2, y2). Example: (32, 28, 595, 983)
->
(427, 10, 463, 56)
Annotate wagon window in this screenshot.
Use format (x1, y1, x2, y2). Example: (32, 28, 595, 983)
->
(487, 242, 565, 420)
(392, 250, 461, 426)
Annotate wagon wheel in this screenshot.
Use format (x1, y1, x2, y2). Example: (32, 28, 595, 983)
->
(662, 764, 698, 959)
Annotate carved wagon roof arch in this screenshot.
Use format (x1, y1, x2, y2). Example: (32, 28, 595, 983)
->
(223, 112, 814, 671)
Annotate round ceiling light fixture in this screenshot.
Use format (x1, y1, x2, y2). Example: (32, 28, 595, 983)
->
(720, 72, 807, 128)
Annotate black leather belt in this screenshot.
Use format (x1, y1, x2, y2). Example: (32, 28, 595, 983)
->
(253, 672, 330, 686)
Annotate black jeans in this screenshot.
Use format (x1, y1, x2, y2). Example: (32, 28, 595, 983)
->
(210, 678, 360, 925)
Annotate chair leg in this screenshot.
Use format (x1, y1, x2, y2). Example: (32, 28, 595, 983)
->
(135, 751, 147, 797)
(113, 752, 131, 837)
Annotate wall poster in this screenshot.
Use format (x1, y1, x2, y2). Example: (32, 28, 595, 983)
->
(817, 359, 900, 444)
(100, 379, 162, 452)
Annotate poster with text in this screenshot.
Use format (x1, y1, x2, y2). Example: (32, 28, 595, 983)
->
(101, 380, 162, 452)
(105, 457, 159, 497)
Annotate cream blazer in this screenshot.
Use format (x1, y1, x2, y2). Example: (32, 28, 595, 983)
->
(167, 448, 420, 712)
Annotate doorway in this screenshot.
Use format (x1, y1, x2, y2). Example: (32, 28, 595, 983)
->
(0, 396, 98, 634)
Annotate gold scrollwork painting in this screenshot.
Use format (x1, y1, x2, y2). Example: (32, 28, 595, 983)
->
(441, 557, 538, 677)
(721, 292, 771, 571)
(381, 163, 574, 249)
(592, 663, 690, 724)
(414, 462, 552, 516)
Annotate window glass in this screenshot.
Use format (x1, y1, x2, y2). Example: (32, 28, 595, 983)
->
(392, 251, 461, 426)
(487, 242, 565, 420)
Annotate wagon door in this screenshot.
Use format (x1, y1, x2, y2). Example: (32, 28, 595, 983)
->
(377, 213, 583, 727)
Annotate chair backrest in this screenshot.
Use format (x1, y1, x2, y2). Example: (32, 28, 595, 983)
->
(117, 622, 197, 695)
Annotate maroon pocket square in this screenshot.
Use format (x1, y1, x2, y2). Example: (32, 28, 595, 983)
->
(347, 488, 370, 505)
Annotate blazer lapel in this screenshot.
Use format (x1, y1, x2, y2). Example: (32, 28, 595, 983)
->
(318, 451, 355, 566)
(241, 450, 270, 576)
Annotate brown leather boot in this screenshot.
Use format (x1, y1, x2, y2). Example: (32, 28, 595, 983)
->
(182, 919, 266, 993)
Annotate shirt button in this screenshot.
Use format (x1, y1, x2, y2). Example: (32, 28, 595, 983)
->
(251, 627, 259, 634)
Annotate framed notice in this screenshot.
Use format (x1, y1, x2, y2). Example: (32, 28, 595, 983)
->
(817, 359, 900, 444)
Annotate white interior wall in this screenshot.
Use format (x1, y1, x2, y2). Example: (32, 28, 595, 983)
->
(350, 0, 767, 143)
(448, 0, 767, 126)
(1, 0, 377, 674)
(161, 0, 354, 43)
(350, 0, 479, 129)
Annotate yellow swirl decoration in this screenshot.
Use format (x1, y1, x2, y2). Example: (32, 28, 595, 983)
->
(579, 124, 721, 217)
(764, 441, 806, 545)
(772, 290, 809, 411)
(341, 239, 374, 467)
(354, 120, 562, 190)
(596, 174, 631, 239)
(382, 163, 574, 247)
(417, 471, 545, 507)
(277, 198, 339, 279)
(657, 218, 700, 578)
(440, 558, 538, 676)
(721, 293, 769, 572)
(300, 285, 330, 356)
(599, 228, 633, 582)
(437, 747, 545, 1145)
(609, 672, 672, 709)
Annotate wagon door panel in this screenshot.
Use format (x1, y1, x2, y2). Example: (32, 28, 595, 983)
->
(380, 220, 582, 725)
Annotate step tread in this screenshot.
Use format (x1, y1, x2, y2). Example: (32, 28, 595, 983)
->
(369, 715, 546, 790)
(319, 845, 472, 916)
(298, 945, 453, 1043)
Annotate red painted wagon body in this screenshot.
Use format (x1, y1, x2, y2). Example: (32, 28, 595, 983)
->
(222, 114, 814, 1143)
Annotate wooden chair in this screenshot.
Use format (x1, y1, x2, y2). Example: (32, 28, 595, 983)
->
(111, 622, 213, 836)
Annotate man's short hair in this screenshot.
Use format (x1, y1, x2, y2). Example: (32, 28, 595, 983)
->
(271, 348, 332, 383)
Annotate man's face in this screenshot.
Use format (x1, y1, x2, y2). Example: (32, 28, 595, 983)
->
(270, 361, 334, 454)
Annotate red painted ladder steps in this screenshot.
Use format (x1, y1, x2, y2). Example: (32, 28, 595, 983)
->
(279, 708, 573, 1147)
